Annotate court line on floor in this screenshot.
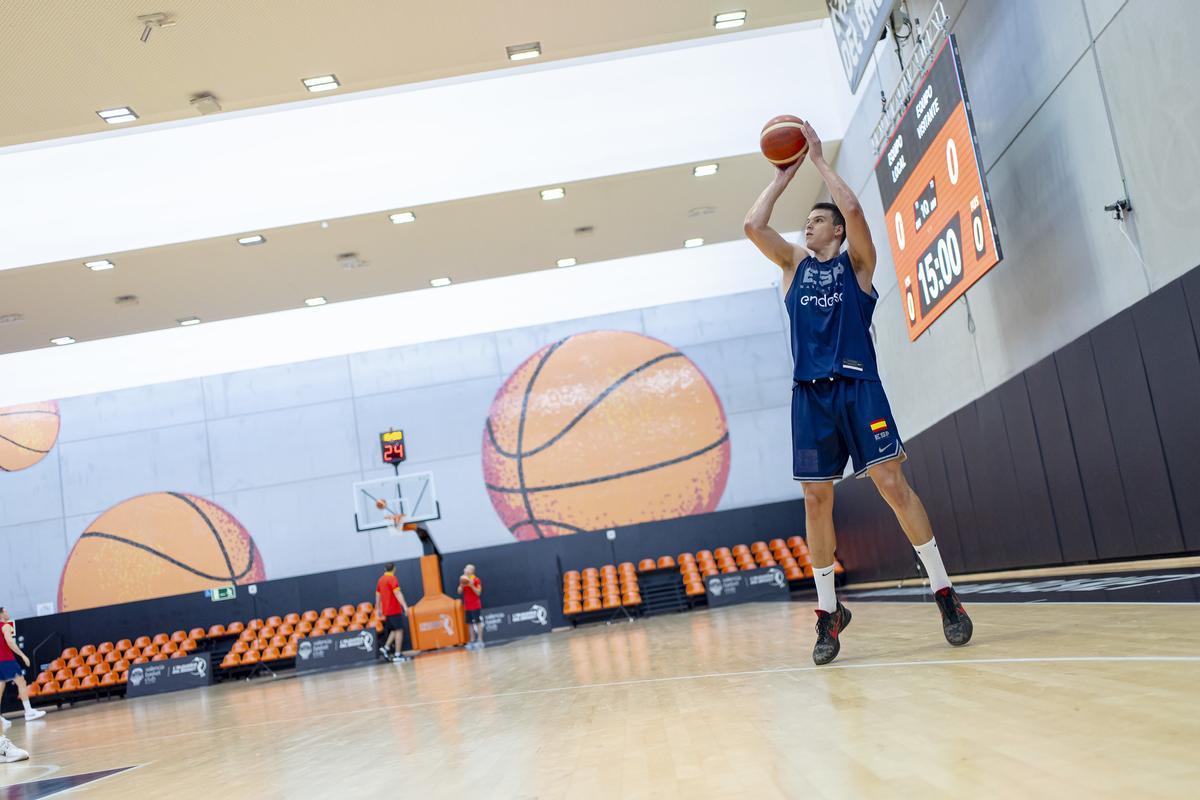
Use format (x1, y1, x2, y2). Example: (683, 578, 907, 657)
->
(31, 654, 1200, 760)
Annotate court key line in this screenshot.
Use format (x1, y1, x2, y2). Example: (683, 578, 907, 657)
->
(31, 654, 1200, 760)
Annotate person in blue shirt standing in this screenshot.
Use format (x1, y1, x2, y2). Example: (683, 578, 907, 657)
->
(744, 120, 972, 665)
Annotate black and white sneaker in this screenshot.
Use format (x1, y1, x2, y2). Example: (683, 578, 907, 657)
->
(934, 587, 973, 646)
(812, 603, 852, 666)
(378, 646, 391, 660)
(0, 736, 29, 763)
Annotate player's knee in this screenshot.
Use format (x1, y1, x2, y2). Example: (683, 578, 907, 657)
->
(803, 483, 835, 511)
(871, 466, 908, 503)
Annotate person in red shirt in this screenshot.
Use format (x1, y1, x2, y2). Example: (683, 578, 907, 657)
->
(457, 565, 484, 650)
(375, 565, 410, 663)
(1, 605, 44, 763)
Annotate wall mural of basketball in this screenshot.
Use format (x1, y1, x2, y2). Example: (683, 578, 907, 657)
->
(58, 492, 266, 612)
(482, 330, 730, 540)
(0, 400, 60, 472)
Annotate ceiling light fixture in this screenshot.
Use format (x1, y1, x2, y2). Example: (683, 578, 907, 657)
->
(430, 277, 452, 287)
(506, 42, 542, 61)
(50, 336, 76, 346)
(693, 163, 719, 177)
(190, 93, 222, 115)
(83, 259, 115, 271)
(237, 234, 266, 246)
(540, 187, 565, 201)
(97, 107, 138, 124)
(304, 297, 327, 307)
(302, 74, 340, 93)
(389, 211, 416, 224)
(556, 257, 577, 268)
(714, 10, 747, 29)
(684, 238, 705, 248)
(177, 317, 201, 326)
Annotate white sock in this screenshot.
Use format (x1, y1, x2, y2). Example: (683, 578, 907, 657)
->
(22, 698, 33, 713)
(914, 538, 952, 592)
(813, 564, 837, 613)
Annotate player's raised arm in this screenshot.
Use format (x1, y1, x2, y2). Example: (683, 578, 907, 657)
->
(743, 157, 810, 273)
(800, 121, 877, 290)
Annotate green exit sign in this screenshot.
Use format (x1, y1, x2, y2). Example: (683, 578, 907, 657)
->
(208, 586, 237, 602)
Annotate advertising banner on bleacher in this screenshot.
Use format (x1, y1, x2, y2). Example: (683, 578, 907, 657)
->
(705, 567, 790, 608)
(126, 652, 212, 698)
(295, 629, 377, 672)
(480, 600, 552, 644)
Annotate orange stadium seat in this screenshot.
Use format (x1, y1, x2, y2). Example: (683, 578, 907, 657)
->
(282, 643, 298, 658)
(338, 605, 355, 617)
(301, 610, 319, 623)
(334, 614, 351, 627)
(296, 621, 314, 635)
(142, 644, 160, 656)
(115, 639, 133, 651)
(226, 621, 245, 634)
(104, 650, 121, 664)
(283, 612, 301, 626)
(41, 680, 61, 695)
(239, 629, 256, 642)
(113, 659, 130, 673)
(563, 570, 580, 582)
(656, 556, 676, 569)
(170, 651, 188, 659)
(320, 608, 337, 619)
(100, 673, 118, 686)
(162, 642, 178, 655)
(123, 647, 140, 660)
(133, 636, 151, 649)
(53, 669, 70, 683)
(277, 623, 294, 636)
(221, 653, 241, 668)
(564, 601, 583, 615)
(621, 592, 642, 606)
(60, 647, 78, 660)
(265, 615, 283, 628)
(132, 656, 148, 665)
(80, 675, 98, 689)
(152, 653, 168, 662)
(152, 633, 170, 646)
(188, 627, 207, 640)
(231, 641, 249, 655)
(355, 603, 373, 616)
(48, 658, 66, 672)
(79, 644, 97, 657)
(170, 630, 187, 644)
(247, 618, 264, 631)
(270, 635, 287, 649)
(328, 625, 346, 635)
(66, 656, 84, 669)
(261, 647, 282, 661)
(260, 626, 276, 639)
(207, 624, 227, 637)
(60, 678, 79, 692)
(181, 638, 198, 652)
(241, 651, 260, 665)
(93, 663, 110, 676)
(685, 581, 706, 597)
(85, 653, 101, 667)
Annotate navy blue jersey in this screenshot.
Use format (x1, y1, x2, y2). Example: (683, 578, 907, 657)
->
(784, 251, 880, 382)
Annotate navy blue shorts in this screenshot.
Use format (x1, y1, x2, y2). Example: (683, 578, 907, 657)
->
(0, 660, 24, 681)
(791, 377, 905, 482)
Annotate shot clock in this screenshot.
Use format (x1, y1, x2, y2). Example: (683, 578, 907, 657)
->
(380, 429, 406, 465)
(874, 34, 1002, 340)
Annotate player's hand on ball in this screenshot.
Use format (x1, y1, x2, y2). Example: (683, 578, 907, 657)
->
(775, 154, 805, 182)
(799, 120, 823, 161)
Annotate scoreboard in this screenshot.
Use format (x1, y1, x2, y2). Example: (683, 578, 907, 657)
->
(380, 429, 406, 464)
(874, 35, 1002, 340)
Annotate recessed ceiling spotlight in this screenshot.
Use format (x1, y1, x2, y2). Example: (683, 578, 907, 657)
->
(177, 317, 201, 326)
(540, 187, 565, 201)
(684, 238, 705, 248)
(302, 74, 340, 92)
(50, 336, 76, 346)
(237, 234, 266, 246)
(556, 257, 577, 268)
(506, 42, 542, 61)
(430, 277, 452, 287)
(96, 106, 138, 124)
(693, 163, 719, 177)
(304, 297, 327, 307)
(83, 259, 115, 271)
(389, 211, 416, 224)
(714, 10, 747, 29)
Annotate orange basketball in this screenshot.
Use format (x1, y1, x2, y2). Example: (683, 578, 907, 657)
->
(760, 114, 808, 166)
(58, 492, 266, 612)
(482, 330, 730, 540)
(0, 400, 60, 471)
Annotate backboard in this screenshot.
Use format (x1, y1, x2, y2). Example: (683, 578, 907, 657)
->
(353, 471, 440, 531)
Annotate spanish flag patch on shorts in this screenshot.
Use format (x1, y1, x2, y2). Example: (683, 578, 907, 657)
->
(869, 419, 888, 433)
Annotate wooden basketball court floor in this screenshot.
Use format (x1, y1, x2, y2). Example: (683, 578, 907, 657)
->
(3, 600, 1198, 798)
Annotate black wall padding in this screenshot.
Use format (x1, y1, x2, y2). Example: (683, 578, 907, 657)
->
(834, 269, 1200, 581)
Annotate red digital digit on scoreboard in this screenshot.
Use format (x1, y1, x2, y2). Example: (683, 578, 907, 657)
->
(380, 430, 406, 464)
(874, 35, 1002, 340)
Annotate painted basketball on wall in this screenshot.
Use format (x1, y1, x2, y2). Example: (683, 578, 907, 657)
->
(483, 330, 730, 540)
(0, 400, 60, 471)
(58, 492, 266, 612)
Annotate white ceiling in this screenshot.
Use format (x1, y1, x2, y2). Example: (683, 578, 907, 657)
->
(0, 1, 854, 368)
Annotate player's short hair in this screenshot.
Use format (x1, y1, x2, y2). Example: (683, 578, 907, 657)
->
(384, 563, 395, 572)
(811, 202, 846, 245)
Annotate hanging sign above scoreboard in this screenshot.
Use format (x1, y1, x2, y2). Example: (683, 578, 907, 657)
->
(874, 34, 1002, 340)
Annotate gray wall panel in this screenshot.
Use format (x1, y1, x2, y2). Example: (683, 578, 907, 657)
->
(207, 401, 359, 493)
(641, 290, 785, 349)
(680, 333, 792, 416)
(59, 423, 213, 518)
(954, 0, 1091, 169)
(0, 518, 68, 618)
(0, 448, 62, 527)
(348, 334, 501, 396)
(1095, 0, 1200, 289)
(202, 356, 352, 419)
(495, 311, 645, 373)
(718, 407, 799, 511)
(58, 380, 205, 442)
(967, 55, 1144, 389)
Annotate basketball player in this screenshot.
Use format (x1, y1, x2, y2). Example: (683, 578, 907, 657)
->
(1, 606, 43, 762)
(375, 565, 411, 663)
(457, 565, 484, 649)
(743, 120, 972, 665)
